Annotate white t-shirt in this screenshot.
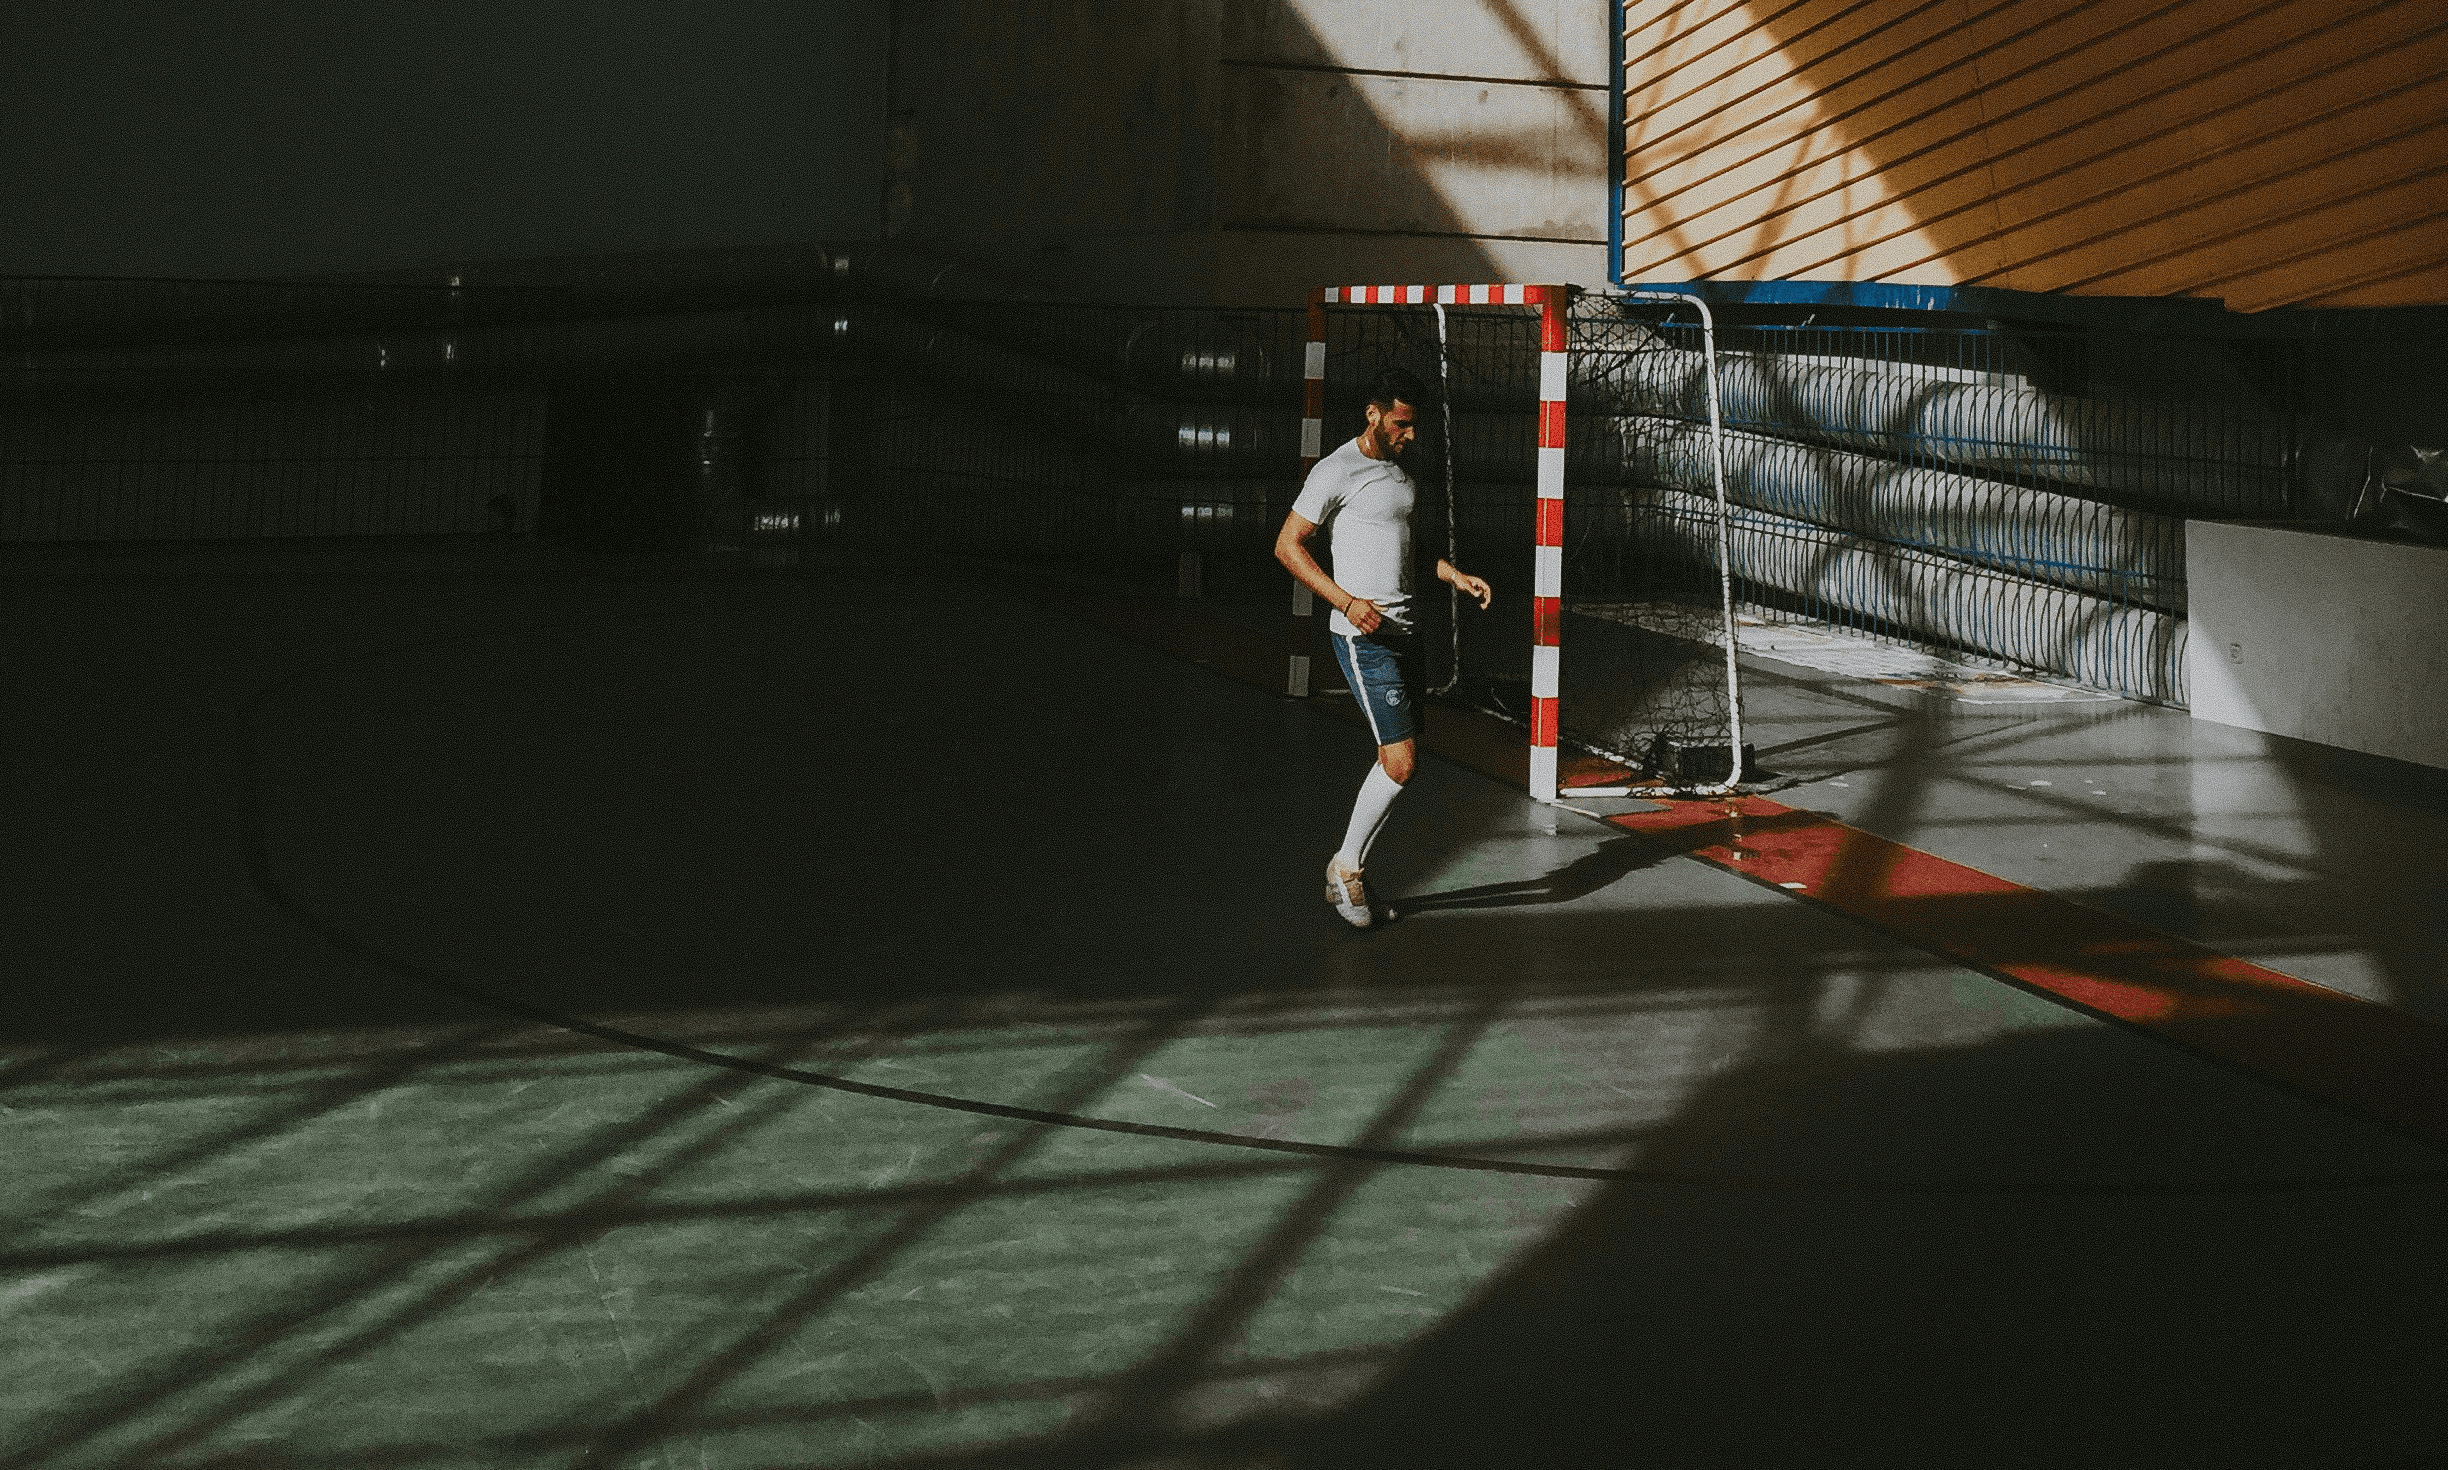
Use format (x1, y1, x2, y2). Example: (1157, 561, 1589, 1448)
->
(1292, 437, 1417, 636)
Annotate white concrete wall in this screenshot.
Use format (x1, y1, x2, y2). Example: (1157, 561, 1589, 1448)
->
(882, 0, 1614, 305)
(2187, 521, 2448, 771)
(1216, 0, 1613, 246)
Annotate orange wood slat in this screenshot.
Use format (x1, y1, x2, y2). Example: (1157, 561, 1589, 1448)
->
(1624, 0, 1816, 104)
(1625, 0, 1900, 119)
(1626, 0, 1977, 187)
(1623, 0, 1829, 132)
(1806, 0, 2185, 162)
(1626, 0, 2089, 250)
(2308, 257, 2448, 309)
(1974, 0, 2420, 192)
(1872, 2, 2438, 244)
(1618, 0, 2448, 308)
(2209, 226, 2448, 313)
(1626, 0, 2255, 277)
(1932, 88, 2445, 290)
(1960, 0, 2299, 129)
(1998, 119, 2448, 294)
(1624, 0, 1785, 65)
(1629, 8, 2103, 227)
(1826, 0, 2406, 248)
(1967, 39, 2448, 262)
(1628, 103, 2010, 276)
(1629, 0, 2201, 212)
(2107, 184, 2448, 309)
(2100, 160, 2448, 293)
(1809, 228, 2005, 287)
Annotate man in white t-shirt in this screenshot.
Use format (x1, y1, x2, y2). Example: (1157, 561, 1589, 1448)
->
(1275, 367, 1493, 929)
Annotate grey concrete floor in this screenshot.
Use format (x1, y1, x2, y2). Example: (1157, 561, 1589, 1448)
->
(4, 540, 2445, 1470)
(1723, 641, 2448, 1025)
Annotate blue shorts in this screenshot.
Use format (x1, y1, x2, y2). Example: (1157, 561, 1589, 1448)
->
(1332, 627, 1422, 747)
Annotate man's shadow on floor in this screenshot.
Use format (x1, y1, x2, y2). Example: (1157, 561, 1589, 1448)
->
(1393, 836, 1665, 915)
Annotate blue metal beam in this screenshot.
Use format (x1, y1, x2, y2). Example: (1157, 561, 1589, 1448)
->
(1617, 278, 2448, 338)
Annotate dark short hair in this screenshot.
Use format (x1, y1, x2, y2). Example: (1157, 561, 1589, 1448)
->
(1367, 367, 1428, 411)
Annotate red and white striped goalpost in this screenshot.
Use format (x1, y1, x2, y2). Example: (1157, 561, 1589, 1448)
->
(1291, 283, 1576, 803)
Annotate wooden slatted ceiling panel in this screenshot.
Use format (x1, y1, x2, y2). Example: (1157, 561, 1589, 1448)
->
(1621, 0, 2448, 310)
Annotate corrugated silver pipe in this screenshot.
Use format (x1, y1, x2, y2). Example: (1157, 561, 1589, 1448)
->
(1629, 486, 2189, 706)
(1594, 340, 2291, 515)
(1616, 417, 2188, 610)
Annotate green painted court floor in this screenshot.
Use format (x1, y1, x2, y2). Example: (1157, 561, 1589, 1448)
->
(5, 542, 2446, 1469)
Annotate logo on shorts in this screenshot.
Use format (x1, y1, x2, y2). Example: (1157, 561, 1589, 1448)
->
(1386, 688, 1405, 705)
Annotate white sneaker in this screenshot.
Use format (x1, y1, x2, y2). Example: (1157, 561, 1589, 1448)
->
(1325, 861, 1373, 929)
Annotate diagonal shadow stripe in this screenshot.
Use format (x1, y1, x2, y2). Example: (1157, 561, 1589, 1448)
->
(567, 993, 1233, 1468)
(1004, 568, 2448, 1165)
(4, 1014, 863, 1470)
(215, 590, 2448, 1198)
(1055, 985, 1519, 1458)
(1606, 793, 2448, 1152)
(13, 1019, 519, 1228)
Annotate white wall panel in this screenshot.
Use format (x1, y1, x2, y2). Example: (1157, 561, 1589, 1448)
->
(1225, 0, 1611, 85)
(1220, 69, 1608, 242)
(2187, 522, 2448, 771)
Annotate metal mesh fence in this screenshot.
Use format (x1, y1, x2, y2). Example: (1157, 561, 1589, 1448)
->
(1590, 316, 2296, 519)
(1568, 303, 2254, 707)
(2, 277, 568, 543)
(7, 275, 2375, 725)
(0, 392, 548, 541)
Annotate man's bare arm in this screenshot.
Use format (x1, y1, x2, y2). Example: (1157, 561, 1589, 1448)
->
(1436, 558, 1493, 611)
(1276, 511, 1387, 634)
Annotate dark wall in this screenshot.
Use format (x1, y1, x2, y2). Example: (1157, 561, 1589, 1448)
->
(2, 2, 885, 280)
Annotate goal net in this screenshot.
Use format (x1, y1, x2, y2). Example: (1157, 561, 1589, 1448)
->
(1297, 285, 1745, 798)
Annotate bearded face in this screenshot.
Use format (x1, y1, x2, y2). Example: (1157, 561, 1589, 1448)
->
(1363, 398, 1418, 460)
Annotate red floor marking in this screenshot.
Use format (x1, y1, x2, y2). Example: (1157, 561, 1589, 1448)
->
(1016, 578, 2448, 1152)
(1558, 754, 1644, 790)
(1609, 795, 2448, 1150)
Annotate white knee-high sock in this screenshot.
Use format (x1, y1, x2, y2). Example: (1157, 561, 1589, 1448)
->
(1334, 764, 1405, 871)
